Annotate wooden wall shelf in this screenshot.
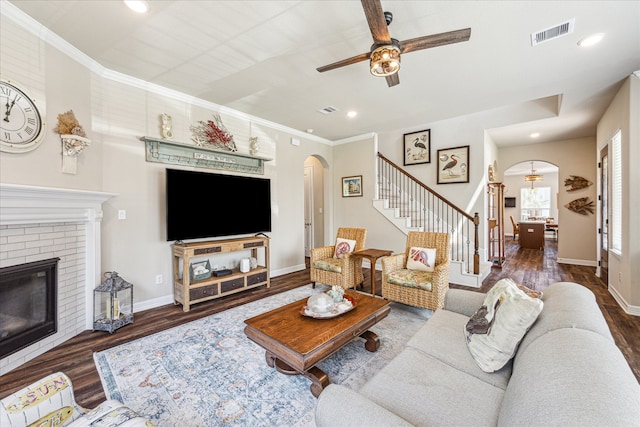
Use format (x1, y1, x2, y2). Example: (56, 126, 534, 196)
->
(142, 136, 272, 174)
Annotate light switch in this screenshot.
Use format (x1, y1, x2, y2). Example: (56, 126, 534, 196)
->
(118, 210, 126, 220)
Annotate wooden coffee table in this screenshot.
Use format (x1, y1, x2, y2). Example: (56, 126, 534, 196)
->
(244, 290, 390, 397)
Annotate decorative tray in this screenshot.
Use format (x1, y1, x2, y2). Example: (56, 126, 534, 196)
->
(301, 294, 357, 319)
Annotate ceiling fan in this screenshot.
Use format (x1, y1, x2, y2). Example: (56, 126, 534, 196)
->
(316, 0, 471, 87)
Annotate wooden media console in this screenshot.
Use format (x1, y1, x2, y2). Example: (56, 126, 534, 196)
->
(171, 236, 270, 311)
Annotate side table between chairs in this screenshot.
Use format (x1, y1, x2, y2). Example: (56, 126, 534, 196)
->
(352, 248, 393, 296)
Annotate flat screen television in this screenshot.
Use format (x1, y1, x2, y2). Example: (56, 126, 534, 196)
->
(165, 168, 271, 241)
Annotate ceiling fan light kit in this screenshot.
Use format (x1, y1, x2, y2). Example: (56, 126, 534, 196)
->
(370, 41, 401, 77)
(316, 0, 471, 87)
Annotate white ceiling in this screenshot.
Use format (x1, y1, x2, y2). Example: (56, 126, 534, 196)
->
(6, 1, 640, 145)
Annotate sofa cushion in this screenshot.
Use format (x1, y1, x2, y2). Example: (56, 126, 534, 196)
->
(359, 347, 505, 427)
(406, 247, 436, 272)
(386, 269, 433, 291)
(334, 238, 356, 258)
(499, 328, 640, 427)
(466, 278, 543, 372)
(406, 308, 512, 390)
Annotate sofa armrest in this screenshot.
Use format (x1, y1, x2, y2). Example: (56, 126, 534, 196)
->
(444, 288, 486, 317)
(315, 384, 413, 427)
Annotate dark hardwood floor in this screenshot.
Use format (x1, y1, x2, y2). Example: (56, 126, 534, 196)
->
(1, 237, 638, 409)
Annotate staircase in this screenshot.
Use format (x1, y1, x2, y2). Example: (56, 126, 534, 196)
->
(375, 153, 491, 287)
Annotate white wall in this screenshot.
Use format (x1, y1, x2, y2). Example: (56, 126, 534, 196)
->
(596, 74, 640, 313)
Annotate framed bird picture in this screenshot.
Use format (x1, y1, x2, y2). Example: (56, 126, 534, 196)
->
(403, 129, 431, 165)
(437, 145, 469, 184)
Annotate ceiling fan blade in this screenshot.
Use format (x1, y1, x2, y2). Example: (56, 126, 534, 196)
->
(361, 0, 391, 44)
(400, 28, 471, 54)
(316, 52, 371, 73)
(385, 73, 400, 87)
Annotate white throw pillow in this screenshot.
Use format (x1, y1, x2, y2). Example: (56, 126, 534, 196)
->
(406, 247, 436, 272)
(466, 278, 544, 372)
(334, 238, 356, 259)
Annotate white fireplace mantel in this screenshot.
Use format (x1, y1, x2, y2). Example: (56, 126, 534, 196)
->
(0, 183, 118, 330)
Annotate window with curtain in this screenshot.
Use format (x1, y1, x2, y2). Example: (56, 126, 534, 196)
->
(611, 130, 622, 254)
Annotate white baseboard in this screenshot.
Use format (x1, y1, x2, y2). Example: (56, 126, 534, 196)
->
(556, 257, 597, 267)
(608, 285, 640, 316)
(132, 265, 308, 313)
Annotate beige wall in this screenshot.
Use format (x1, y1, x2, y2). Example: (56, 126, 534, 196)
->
(597, 75, 640, 312)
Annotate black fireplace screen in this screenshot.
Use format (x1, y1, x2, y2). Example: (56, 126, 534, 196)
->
(0, 257, 59, 358)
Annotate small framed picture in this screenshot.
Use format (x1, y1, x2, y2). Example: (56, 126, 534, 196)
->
(403, 129, 431, 165)
(342, 175, 363, 197)
(437, 145, 470, 184)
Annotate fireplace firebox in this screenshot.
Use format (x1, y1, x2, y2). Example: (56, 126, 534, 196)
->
(0, 258, 59, 358)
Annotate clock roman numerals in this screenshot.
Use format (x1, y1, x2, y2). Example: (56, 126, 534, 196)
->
(1, 79, 45, 152)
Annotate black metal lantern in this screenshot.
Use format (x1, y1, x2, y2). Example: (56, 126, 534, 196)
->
(93, 271, 133, 333)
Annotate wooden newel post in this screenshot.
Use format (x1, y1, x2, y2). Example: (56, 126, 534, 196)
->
(473, 212, 480, 275)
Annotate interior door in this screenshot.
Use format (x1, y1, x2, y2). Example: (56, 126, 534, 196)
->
(304, 166, 314, 257)
(599, 147, 609, 286)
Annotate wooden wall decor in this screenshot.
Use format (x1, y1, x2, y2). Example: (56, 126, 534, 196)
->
(564, 175, 592, 192)
(565, 197, 594, 215)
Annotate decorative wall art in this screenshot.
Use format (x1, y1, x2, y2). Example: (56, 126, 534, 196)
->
(437, 145, 469, 184)
(190, 113, 237, 152)
(54, 110, 91, 175)
(565, 197, 595, 215)
(564, 175, 592, 192)
(161, 113, 173, 139)
(403, 129, 431, 165)
(342, 175, 363, 197)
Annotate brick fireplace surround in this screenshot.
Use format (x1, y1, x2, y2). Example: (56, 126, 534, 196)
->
(0, 183, 116, 375)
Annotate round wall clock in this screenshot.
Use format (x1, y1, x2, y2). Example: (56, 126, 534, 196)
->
(0, 78, 46, 153)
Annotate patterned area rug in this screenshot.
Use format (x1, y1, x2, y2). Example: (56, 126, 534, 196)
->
(94, 284, 431, 426)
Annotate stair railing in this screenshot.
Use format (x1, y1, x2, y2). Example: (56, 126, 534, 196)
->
(377, 152, 480, 275)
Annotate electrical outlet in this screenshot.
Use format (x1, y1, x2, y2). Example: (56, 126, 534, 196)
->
(118, 210, 126, 220)
(155, 274, 163, 284)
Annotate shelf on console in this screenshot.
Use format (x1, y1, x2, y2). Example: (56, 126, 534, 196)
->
(142, 136, 272, 174)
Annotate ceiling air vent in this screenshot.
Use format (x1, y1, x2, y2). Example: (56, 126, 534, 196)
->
(317, 106, 339, 115)
(531, 19, 575, 46)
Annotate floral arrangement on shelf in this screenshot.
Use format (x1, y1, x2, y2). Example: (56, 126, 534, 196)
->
(54, 109, 86, 138)
(54, 110, 90, 157)
(190, 113, 237, 152)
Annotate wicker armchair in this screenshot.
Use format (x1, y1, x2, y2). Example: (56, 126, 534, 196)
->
(381, 231, 450, 310)
(310, 227, 367, 290)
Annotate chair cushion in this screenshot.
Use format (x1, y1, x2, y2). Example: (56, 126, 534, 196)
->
(334, 238, 356, 259)
(406, 247, 436, 272)
(313, 258, 342, 273)
(386, 269, 433, 291)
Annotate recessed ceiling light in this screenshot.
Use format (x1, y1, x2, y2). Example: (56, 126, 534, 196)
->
(347, 111, 357, 118)
(530, 132, 540, 138)
(578, 33, 605, 47)
(124, 0, 149, 13)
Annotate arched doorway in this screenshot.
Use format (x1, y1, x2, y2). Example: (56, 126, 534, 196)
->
(304, 155, 327, 257)
(503, 160, 559, 241)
